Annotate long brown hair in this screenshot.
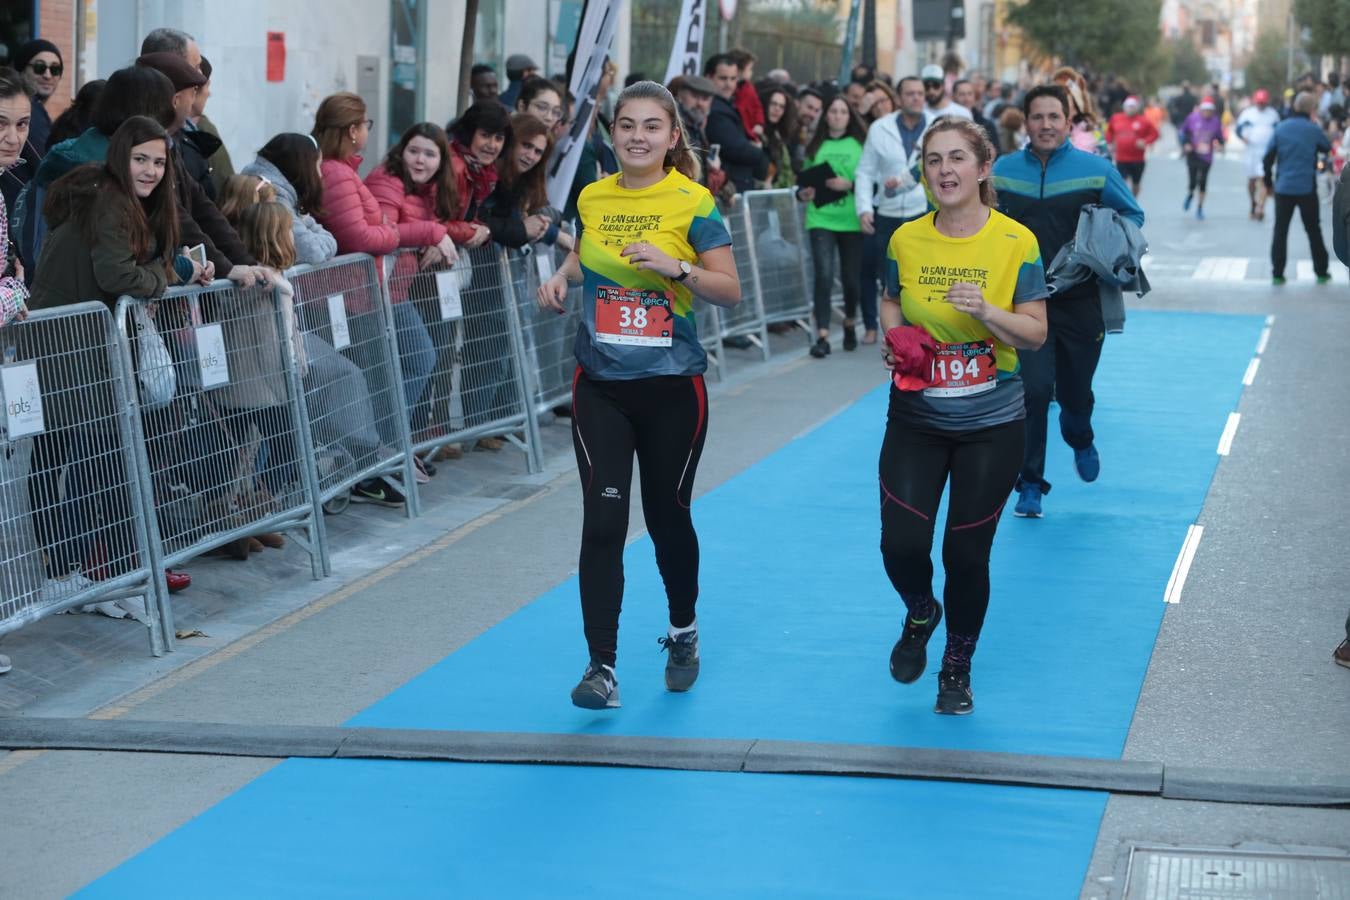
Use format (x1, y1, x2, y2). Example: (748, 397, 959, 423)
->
(499, 113, 552, 213)
(804, 95, 867, 161)
(612, 81, 701, 182)
(920, 115, 998, 208)
(381, 122, 458, 221)
(217, 174, 277, 226)
(102, 115, 179, 272)
(238, 202, 297, 270)
(312, 92, 366, 161)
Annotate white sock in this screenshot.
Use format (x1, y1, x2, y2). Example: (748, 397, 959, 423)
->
(668, 619, 697, 638)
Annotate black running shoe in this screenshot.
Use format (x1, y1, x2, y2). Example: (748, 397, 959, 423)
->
(809, 337, 831, 358)
(658, 629, 700, 691)
(935, 668, 973, 715)
(842, 323, 858, 351)
(350, 478, 406, 508)
(571, 659, 620, 709)
(889, 599, 943, 684)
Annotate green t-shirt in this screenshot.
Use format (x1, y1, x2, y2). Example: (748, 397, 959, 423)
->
(802, 136, 863, 233)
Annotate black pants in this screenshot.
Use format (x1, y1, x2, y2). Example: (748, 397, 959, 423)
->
(809, 228, 863, 333)
(879, 412, 1024, 647)
(572, 369, 708, 667)
(1186, 155, 1211, 194)
(1018, 294, 1104, 493)
(1270, 191, 1330, 279)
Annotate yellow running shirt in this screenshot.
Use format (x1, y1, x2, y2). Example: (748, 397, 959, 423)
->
(575, 169, 732, 380)
(884, 209, 1047, 430)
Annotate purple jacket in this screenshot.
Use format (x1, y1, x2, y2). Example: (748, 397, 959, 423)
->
(1180, 111, 1225, 162)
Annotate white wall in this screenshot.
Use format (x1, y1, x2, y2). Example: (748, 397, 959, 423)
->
(128, 0, 392, 171)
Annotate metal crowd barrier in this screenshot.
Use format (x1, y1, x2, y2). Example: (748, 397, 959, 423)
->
(744, 189, 814, 328)
(720, 197, 772, 360)
(0, 303, 168, 654)
(515, 238, 584, 414)
(115, 282, 326, 618)
(383, 246, 542, 474)
(288, 254, 420, 523)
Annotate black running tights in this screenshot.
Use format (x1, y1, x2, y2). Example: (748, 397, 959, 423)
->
(879, 413, 1025, 649)
(572, 369, 708, 667)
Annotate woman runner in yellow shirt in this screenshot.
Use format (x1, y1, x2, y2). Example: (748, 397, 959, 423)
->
(878, 117, 1047, 715)
(538, 81, 742, 710)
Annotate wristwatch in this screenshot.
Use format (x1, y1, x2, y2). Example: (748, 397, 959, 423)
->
(674, 261, 693, 282)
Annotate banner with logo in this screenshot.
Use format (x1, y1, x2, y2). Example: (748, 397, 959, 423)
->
(838, 0, 863, 86)
(546, 0, 623, 212)
(663, 0, 707, 84)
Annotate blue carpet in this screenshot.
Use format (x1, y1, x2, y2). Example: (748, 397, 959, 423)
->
(79, 310, 1264, 898)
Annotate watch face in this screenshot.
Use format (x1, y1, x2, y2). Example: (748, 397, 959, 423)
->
(680, 261, 693, 274)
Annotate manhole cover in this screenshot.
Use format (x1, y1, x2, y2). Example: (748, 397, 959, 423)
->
(1125, 847, 1350, 899)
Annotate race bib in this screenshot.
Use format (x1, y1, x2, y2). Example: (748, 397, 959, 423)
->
(594, 286, 674, 347)
(924, 339, 997, 398)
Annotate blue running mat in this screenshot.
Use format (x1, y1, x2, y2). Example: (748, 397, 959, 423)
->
(79, 310, 1264, 898)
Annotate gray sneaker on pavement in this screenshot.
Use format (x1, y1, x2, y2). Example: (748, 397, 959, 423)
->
(658, 629, 700, 692)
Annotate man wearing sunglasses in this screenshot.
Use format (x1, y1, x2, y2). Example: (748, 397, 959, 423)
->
(1, 39, 62, 214)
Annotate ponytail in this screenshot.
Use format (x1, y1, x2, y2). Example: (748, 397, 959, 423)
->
(612, 80, 703, 183)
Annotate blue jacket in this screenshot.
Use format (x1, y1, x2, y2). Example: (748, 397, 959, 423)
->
(992, 141, 1144, 301)
(1262, 114, 1330, 195)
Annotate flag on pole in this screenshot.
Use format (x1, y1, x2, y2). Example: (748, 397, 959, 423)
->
(663, 0, 707, 84)
(838, 0, 863, 86)
(546, 0, 623, 211)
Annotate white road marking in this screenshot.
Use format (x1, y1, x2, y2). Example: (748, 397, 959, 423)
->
(1256, 325, 1271, 355)
(1192, 257, 1249, 282)
(1296, 260, 1349, 283)
(1164, 524, 1205, 604)
(1217, 412, 1241, 456)
(1242, 357, 1260, 386)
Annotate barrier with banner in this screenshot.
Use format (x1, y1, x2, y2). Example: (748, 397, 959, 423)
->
(1, 303, 169, 653)
(114, 281, 326, 617)
(288, 254, 420, 522)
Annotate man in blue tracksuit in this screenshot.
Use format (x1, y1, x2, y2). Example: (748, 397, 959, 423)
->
(993, 84, 1145, 518)
(1264, 91, 1331, 285)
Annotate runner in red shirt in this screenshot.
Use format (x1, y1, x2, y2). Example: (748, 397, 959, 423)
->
(1105, 96, 1159, 196)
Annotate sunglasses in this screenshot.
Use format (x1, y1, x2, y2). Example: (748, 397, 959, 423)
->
(28, 61, 63, 77)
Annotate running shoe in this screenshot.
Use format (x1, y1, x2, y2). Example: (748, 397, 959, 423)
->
(1013, 484, 1043, 518)
(1196, 207, 1205, 221)
(843, 323, 858, 351)
(809, 337, 831, 358)
(571, 659, 621, 709)
(658, 628, 700, 691)
(350, 479, 406, 508)
(1183, 193, 1193, 211)
(1334, 639, 1350, 669)
(1073, 444, 1100, 483)
(935, 669, 974, 715)
(890, 598, 944, 684)
(1272, 276, 1286, 286)
(1316, 274, 1332, 285)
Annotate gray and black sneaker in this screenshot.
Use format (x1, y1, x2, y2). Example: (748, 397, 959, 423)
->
(889, 599, 943, 684)
(935, 668, 973, 716)
(571, 659, 620, 710)
(658, 629, 700, 692)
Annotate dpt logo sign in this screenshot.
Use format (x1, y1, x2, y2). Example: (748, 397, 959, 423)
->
(2, 361, 46, 439)
(664, 0, 707, 84)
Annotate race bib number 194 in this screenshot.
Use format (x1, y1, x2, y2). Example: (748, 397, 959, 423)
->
(595, 286, 674, 347)
(924, 339, 997, 397)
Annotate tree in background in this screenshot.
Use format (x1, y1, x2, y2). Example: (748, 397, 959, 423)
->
(1294, 0, 1350, 61)
(1243, 30, 1291, 96)
(1007, 0, 1162, 76)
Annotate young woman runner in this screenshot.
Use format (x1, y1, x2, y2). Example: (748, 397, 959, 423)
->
(878, 117, 1047, 715)
(538, 81, 742, 710)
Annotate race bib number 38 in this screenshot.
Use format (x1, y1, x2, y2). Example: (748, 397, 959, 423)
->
(924, 339, 997, 398)
(595, 286, 674, 347)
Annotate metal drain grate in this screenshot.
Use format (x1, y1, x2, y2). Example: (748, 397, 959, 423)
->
(1125, 847, 1350, 899)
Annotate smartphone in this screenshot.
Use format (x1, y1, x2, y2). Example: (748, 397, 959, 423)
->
(708, 143, 721, 167)
(187, 244, 207, 269)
